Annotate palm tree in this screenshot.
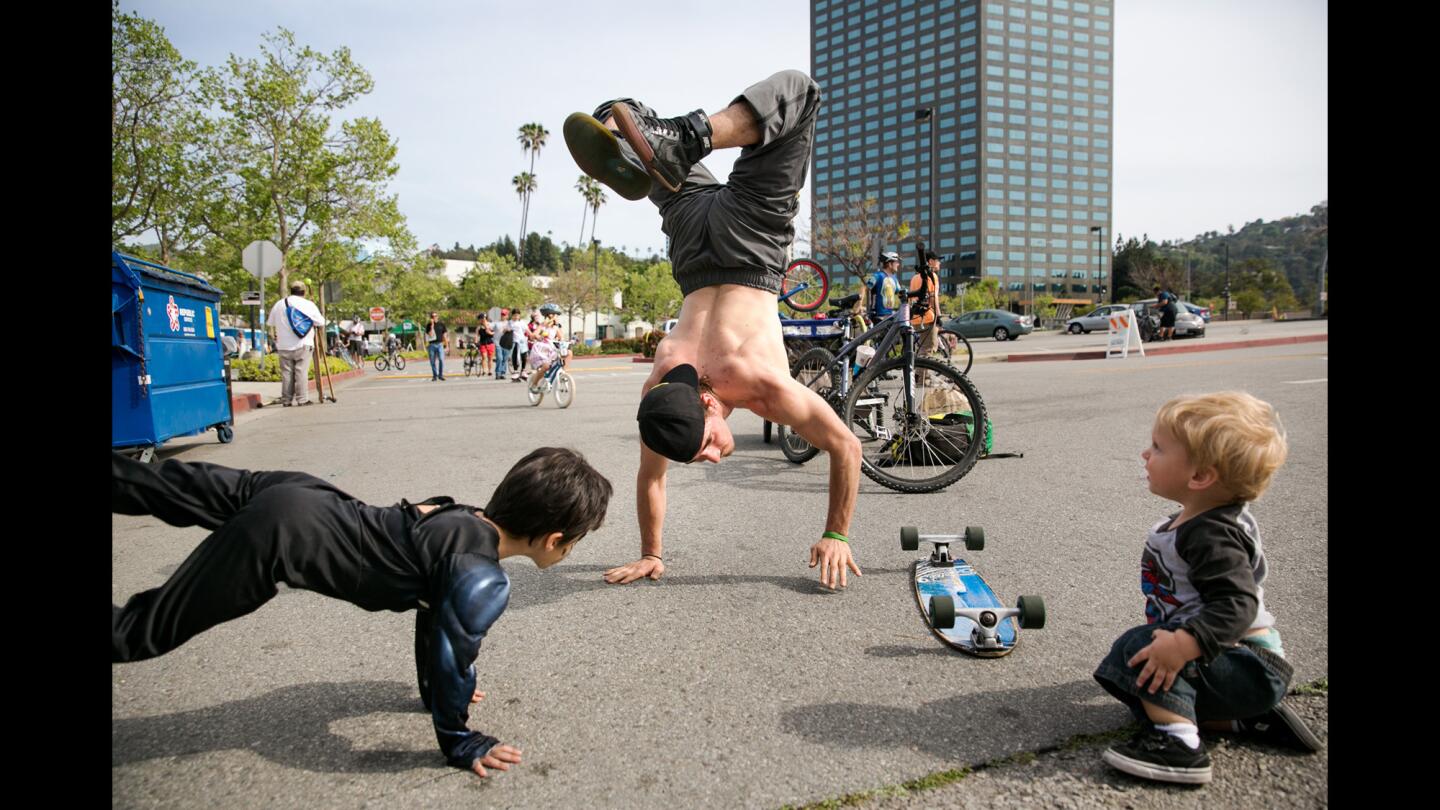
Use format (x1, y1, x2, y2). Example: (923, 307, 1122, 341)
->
(512, 172, 536, 261)
(516, 123, 550, 263)
(586, 183, 607, 245)
(575, 175, 595, 247)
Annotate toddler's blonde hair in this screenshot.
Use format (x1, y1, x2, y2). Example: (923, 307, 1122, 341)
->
(1155, 391, 1287, 502)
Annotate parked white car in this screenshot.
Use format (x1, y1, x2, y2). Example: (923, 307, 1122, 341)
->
(1065, 303, 1132, 334)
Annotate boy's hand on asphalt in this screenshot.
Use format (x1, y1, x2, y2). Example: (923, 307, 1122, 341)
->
(470, 744, 523, 778)
(604, 557, 665, 584)
(809, 537, 861, 590)
(471, 687, 485, 704)
(1128, 628, 1201, 694)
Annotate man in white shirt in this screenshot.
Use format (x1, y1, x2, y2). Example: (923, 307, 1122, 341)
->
(509, 311, 529, 381)
(266, 281, 327, 406)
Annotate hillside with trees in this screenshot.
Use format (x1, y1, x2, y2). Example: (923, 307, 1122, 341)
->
(1111, 201, 1328, 316)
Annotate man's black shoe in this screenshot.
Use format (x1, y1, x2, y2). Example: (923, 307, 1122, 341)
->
(611, 102, 713, 193)
(1242, 700, 1324, 752)
(563, 112, 652, 201)
(1102, 729, 1212, 785)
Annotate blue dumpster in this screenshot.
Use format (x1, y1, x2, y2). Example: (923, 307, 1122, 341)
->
(112, 250, 234, 457)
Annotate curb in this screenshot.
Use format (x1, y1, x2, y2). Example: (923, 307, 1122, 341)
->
(1003, 333, 1327, 363)
(633, 357, 655, 364)
(231, 366, 368, 410)
(230, 392, 263, 415)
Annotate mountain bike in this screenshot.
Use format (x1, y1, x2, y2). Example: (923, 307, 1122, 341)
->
(373, 349, 406, 372)
(775, 244, 988, 493)
(526, 341, 574, 408)
(462, 345, 481, 377)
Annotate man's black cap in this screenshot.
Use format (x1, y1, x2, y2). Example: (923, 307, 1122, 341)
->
(637, 364, 705, 461)
(924, 250, 940, 261)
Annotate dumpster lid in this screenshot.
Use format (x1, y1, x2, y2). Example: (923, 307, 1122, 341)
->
(113, 250, 223, 296)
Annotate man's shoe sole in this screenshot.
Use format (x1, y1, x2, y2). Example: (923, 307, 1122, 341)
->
(1102, 748, 1212, 785)
(611, 102, 683, 193)
(563, 112, 651, 201)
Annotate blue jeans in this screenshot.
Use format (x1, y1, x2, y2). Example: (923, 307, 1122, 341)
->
(1093, 622, 1293, 724)
(495, 345, 512, 378)
(428, 343, 444, 379)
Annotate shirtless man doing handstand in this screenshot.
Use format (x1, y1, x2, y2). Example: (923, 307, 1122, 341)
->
(565, 70, 863, 590)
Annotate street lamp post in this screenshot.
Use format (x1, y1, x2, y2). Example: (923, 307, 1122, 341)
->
(592, 238, 600, 341)
(915, 107, 937, 254)
(1089, 225, 1105, 304)
(1223, 241, 1231, 322)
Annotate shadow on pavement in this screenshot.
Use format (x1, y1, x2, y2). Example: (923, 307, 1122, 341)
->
(504, 564, 914, 607)
(112, 680, 441, 773)
(780, 679, 1126, 760)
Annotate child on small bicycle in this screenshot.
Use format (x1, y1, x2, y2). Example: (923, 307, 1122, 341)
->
(1094, 391, 1322, 786)
(525, 305, 567, 392)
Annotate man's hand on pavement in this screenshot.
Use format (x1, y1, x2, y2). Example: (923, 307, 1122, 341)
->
(809, 537, 861, 589)
(603, 557, 665, 584)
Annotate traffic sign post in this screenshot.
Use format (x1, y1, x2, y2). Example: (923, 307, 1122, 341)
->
(243, 240, 282, 358)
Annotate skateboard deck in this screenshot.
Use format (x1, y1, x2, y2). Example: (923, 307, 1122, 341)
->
(902, 526, 1043, 657)
(563, 112, 651, 201)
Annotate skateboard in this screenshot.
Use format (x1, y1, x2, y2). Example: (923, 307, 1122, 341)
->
(563, 112, 651, 201)
(902, 526, 1044, 657)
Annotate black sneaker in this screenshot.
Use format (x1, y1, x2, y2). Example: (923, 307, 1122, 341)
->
(1241, 700, 1324, 752)
(563, 111, 652, 201)
(1102, 728, 1212, 785)
(610, 102, 713, 193)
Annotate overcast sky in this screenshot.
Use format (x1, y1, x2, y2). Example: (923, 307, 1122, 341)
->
(123, 0, 1328, 255)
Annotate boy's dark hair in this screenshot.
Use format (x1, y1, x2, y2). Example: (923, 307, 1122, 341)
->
(484, 447, 613, 545)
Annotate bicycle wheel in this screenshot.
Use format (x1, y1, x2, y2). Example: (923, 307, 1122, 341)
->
(527, 378, 545, 406)
(935, 329, 974, 376)
(780, 258, 829, 313)
(394, 355, 406, 370)
(842, 355, 987, 493)
(554, 370, 575, 408)
(778, 347, 838, 464)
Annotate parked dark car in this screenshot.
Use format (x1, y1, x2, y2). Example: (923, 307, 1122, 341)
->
(942, 309, 1034, 341)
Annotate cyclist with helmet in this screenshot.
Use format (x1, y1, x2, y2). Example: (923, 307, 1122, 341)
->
(863, 251, 902, 323)
(525, 304, 567, 392)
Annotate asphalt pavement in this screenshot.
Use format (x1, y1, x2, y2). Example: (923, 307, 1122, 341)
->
(113, 324, 1328, 808)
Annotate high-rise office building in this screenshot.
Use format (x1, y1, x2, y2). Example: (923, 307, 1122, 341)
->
(809, 0, 1114, 308)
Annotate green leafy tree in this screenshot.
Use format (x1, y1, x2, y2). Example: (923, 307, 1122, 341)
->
(112, 3, 215, 264)
(959, 278, 1005, 312)
(452, 250, 542, 312)
(623, 261, 682, 327)
(520, 232, 562, 274)
(1234, 289, 1266, 318)
(202, 28, 403, 296)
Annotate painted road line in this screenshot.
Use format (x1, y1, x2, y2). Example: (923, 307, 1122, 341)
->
(1282, 378, 1328, 384)
(1074, 351, 1328, 374)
